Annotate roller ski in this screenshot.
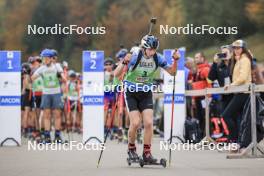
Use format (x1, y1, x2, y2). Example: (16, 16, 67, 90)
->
(127, 147, 140, 166)
(139, 153, 167, 168)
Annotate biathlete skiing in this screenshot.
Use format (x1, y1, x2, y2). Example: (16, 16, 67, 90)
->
(114, 34, 180, 166)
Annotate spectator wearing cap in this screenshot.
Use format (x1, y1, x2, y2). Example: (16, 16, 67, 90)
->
(221, 39, 253, 143)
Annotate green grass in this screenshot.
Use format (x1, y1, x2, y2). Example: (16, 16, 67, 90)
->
(186, 33, 264, 63)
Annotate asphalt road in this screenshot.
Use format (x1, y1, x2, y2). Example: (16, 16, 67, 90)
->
(1, 135, 264, 176)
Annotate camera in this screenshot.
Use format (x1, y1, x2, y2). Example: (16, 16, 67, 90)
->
(217, 53, 227, 59)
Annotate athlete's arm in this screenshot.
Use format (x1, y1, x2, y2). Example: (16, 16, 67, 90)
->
(55, 63, 67, 83)
(59, 72, 67, 83)
(31, 74, 39, 81)
(25, 74, 32, 89)
(165, 60, 178, 76)
(31, 67, 42, 81)
(164, 49, 180, 76)
(114, 53, 131, 77)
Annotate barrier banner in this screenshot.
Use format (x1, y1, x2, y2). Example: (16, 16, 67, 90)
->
(82, 51, 104, 144)
(163, 48, 186, 142)
(0, 51, 21, 146)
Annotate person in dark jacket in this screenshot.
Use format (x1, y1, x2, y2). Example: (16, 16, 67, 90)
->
(208, 45, 234, 111)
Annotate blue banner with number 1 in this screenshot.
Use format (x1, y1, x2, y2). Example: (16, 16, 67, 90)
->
(0, 51, 21, 72)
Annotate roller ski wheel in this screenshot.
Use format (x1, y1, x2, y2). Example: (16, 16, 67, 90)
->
(139, 157, 144, 167)
(160, 158, 167, 168)
(127, 149, 139, 166)
(127, 158, 131, 166)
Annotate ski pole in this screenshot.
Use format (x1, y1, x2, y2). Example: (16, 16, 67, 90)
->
(148, 17, 157, 35)
(169, 49, 179, 166)
(97, 65, 128, 168)
(63, 68, 71, 141)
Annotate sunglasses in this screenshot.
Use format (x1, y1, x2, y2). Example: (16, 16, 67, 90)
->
(104, 63, 112, 66)
(233, 47, 242, 50)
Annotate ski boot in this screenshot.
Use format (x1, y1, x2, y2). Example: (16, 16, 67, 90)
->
(42, 131, 52, 144)
(54, 135, 63, 143)
(54, 130, 63, 143)
(127, 147, 140, 166)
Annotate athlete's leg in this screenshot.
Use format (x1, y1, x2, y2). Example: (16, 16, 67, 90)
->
(22, 90, 32, 136)
(128, 110, 141, 144)
(66, 103, 72, 131)
(53, 109, 62, 130)
(142, 109, 153, 145)
(52, 93, 64, 141)
(22, 106, 30, 136)
(123, 107, 129, 143)
(139, 91, 157, 163)
(127, 110, 141, 160)
(118, 92, 124, 128)
(43, 109, 51, 130)
(141, 108, 157, 163)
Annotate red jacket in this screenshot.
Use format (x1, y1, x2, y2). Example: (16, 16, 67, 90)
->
(192, 63, 211, 90)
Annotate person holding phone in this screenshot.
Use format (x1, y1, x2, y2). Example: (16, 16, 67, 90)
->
(208, 45, 234, 111)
